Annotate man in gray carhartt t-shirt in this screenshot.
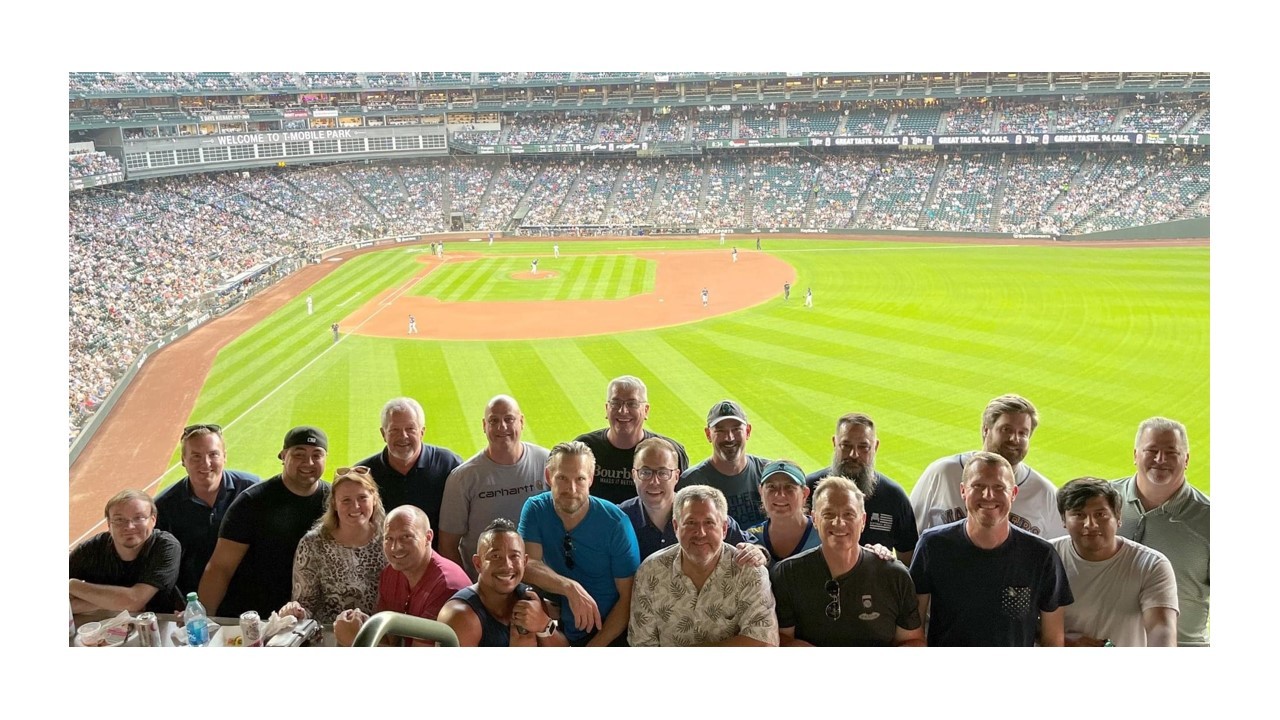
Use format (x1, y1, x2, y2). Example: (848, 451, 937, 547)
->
(438, 395, 549, 579)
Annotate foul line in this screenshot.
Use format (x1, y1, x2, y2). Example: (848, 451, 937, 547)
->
(69, 266, 437, 550)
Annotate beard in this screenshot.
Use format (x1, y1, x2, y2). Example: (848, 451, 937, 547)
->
(832, 458, 877, 498)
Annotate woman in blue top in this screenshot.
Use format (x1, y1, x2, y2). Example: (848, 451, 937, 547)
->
(747, 460, 820, 564)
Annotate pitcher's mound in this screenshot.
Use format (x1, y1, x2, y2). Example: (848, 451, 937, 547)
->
(511, 271, 559, 280)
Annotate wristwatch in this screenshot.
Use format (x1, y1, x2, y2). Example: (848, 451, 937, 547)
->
(536, 619, 558, 638)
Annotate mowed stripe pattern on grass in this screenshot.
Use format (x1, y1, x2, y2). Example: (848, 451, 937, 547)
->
(162, 239, 1209, 499)
(412, 255, 654, 302)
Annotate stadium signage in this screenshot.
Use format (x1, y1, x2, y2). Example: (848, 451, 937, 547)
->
(216, 129, 359, 145)
(1050, 133, 1138, 143)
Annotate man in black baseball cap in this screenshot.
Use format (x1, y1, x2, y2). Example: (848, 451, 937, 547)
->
(678, 399, 771, 527)
(198, 425, 332, 617)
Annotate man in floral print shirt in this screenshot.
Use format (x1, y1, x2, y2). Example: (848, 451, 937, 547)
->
(628, 484, 778, 647)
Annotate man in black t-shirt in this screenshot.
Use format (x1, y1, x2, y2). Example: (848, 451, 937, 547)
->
(69, 489, 181, 614)
(574, 375, 688, 505)
(198, 426, 331, 617)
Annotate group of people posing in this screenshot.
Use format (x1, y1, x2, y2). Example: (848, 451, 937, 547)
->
(68, 377, 1209, 647)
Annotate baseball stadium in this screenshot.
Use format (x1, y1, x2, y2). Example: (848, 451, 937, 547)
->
(67, 70, 1209, 648)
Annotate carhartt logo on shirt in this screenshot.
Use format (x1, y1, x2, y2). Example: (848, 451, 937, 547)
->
(868, 513, 893, 532)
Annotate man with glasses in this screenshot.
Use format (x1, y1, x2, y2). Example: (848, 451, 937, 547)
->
(356, 397, 463, 550)
(332, 505, 471, 646)
(771, 477, 923, 646)
(518, 441, 641, 646)
(909, 452, 1072, 646)
(198, 426, 332, 617)
(438, 395, 550, 579)
(155, 423, 260, 596)
(678, 400, 770, 527)
(69, 489, 181, 613)
(574, 375, 688, 505)
(619, 437, 764, 562)
(628, 485, 778, 646)
(805, 413, 917, 564)
(1112, 416, 1209, 646)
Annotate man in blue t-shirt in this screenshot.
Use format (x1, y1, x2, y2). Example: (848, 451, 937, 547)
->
(519, 441, 641, 646)
(909, 451, 1073, 647)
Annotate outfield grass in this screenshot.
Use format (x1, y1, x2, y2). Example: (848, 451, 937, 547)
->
(161, 238, 1210, 497)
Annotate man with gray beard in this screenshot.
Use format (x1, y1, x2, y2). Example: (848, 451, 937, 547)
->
(804, 413, 917, 564)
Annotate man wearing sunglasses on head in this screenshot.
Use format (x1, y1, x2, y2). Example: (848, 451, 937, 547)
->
(518, 442, 641, 646)
(771, 477, 923, 646)
(154, 423, 260, 598)
(198, 426, 331, 617)
(574, 375, 688, 506)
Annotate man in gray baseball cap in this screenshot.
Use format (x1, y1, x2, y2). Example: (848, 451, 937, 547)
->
(198, 425, 332, 616)
(677, 400, 771, 527)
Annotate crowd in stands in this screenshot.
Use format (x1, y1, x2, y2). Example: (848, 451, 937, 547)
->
(946, 100, 996, 134)
(551, 160, 622, 226)
(68, 148, 1208, 443)
(1118, 102, 1195, 133)
(1052, 99, 1118, 133)
(808, 155, 879, 228)
(69, 151, 122, 180)
(853, 156, 936, 228)
(997, 153, 1080, 234)
(648, 158, 703, 227)
(999, 101, 1053, 134)
(597, 113, 641, 143)
(922, 153, 1001, 232)
(603, 160, 659, 226)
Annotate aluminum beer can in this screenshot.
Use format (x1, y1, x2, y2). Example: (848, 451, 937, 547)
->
(240, 610, 263, 647)
(136, 612, 162, 647)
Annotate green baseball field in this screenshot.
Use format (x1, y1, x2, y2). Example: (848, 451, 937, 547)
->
(153, 237, 1210, 497)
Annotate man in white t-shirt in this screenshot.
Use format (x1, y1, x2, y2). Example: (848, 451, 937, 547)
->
(437, 395, 549, 579)
(910, 394, 1063, 539)
(1051, 477, 1178, 646)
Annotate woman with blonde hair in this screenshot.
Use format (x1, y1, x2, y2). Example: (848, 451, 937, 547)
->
(283, 466, 388, 624)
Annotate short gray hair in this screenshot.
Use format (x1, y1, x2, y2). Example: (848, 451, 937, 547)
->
(381, 397, 425, 428)
(1135, 416, 1189, 453)
(672, 484, 728, 524)
(811, 476, 865, 515)
(607, 375, 647, 401)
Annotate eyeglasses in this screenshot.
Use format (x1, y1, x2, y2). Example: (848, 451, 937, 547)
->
(335, 466, 372, 479)
(633, 467, 675, 481)
(181, 423, 223, 440)
(109, 515, 153, 529)
(607, 400, 644, 411)
(825, 579, 841, 620)
(562, 534, 575, 570)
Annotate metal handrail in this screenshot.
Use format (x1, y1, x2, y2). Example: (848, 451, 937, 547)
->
(351, 611, 460, 647)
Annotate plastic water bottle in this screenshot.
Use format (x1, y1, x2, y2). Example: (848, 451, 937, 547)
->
(184, 592, 210, 647)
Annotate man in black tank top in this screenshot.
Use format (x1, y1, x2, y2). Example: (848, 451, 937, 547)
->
(437, 519, 568, 647)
